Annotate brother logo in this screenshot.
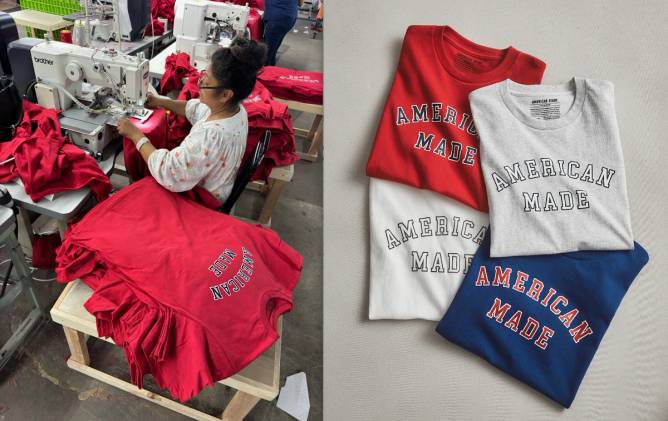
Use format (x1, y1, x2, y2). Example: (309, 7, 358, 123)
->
(34, 57, 54, 65)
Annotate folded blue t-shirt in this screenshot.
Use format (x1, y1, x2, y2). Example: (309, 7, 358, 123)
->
(436, 235, 649, 408)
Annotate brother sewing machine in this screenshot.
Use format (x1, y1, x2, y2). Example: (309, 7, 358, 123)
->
(174, 0, 250, 69)
(8, 38, 151, 158)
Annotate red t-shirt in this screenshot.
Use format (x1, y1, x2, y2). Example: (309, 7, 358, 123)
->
(366, 26, 546, 211)
(56, 178, 303, 401)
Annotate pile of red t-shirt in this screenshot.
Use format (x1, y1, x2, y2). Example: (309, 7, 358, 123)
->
(242, 81, 298, 180)
(257, 66, 323, 105)
(151, 0, 175, 26)
(156, 53, 298, 182)
(0, 100, 111, 202)
(56, 177, 302, 402)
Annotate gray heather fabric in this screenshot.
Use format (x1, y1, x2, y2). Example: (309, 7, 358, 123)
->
(470, 77, 634, 257)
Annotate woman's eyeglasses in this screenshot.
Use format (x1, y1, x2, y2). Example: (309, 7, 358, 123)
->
(198, 70, 226, 90)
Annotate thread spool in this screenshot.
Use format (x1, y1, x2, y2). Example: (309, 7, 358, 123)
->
(60, 29, 73, 43)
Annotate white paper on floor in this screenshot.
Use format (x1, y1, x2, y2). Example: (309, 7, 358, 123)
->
(276, 372, 310, 421)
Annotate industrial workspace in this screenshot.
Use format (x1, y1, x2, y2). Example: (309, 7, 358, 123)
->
(0, 0, 322, 419)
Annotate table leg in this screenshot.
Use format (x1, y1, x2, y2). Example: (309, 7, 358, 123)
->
(306, 114, 323, 142)
(16, 207, 33, 255)
(63, 327, 90, 365)
(221, 390, 261, 421)
(57, 220, 68, 239)
(305, 122, 323, 158)
(258, 179, 286, 225)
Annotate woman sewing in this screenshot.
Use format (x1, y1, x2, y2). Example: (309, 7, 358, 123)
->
(117, 38, 266, 203)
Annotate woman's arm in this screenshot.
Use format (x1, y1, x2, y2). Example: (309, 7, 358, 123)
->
(119, 119, 156, 162)
(152, 96, 187, 117)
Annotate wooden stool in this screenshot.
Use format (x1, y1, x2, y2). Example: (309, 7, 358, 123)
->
(275, 98, 323, 162)
(51, 280, 282, 421)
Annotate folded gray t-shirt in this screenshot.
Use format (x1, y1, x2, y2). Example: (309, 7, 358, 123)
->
(470, 77, 634, 257)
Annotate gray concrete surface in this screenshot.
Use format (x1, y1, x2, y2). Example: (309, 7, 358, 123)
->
(0, 18, 322, 421)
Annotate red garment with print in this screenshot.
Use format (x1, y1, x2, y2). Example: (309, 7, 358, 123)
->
(55, 177, 302, 402)
(366, 26, 546, 211)
(0, 100, 111, 202)
(257, 66, 323, 105)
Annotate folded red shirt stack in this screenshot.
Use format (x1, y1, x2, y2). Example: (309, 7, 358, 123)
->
(243, 81, 299, 181)
(257, 66, 323, 105)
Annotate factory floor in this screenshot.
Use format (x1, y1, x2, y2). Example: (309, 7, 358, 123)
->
(0, 20, 323, 421)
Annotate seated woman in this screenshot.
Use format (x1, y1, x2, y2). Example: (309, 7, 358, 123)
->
(117, 38, 267, 203)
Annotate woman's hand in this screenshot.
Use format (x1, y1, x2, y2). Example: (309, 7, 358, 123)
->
(144, 93, 164, 109)
(116, 117, 144, 142)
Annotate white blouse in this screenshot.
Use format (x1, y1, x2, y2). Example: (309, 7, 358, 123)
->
(148, 99, 248, 203)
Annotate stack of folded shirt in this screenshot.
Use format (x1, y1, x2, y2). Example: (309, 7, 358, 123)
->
(365, 25, 650, 409)
(257, 66, 323, 105)
(56, 177, 303, 401)
(243, 81, 299, 181)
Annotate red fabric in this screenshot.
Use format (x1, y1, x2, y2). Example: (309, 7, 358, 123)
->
(242, 81, 298, 180)
(0, 100, 111, 202)
(157, 53, 298, 182)
(257, 66, 323, 105)
(247, 8, 263, 41)
(159, 52, 200, 95)
(123, 109, 170, 180)
(151, 0, 175, 25)
(56, 177, 302, 402)
(32, 233, 61, 269)
(365, 26, 546, 211)
(144, 18, 165, 36)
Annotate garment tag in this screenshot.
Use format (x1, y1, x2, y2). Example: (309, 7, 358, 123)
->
(454, 53, 486, 73)
(530, 98, 561, 120)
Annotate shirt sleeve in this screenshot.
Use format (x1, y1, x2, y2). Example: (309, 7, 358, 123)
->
(147, 125, 222, 192)
(185, 99, 211, 125)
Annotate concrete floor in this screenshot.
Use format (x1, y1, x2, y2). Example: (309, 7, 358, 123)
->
(0, 19, 323, 421)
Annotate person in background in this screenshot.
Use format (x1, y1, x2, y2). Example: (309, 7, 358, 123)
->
(263, 0, 304, 66)
(116, 38, 267, 204)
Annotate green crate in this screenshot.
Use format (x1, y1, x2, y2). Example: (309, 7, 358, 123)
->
(20, 0, 83, 16)
(31, 28, 66, 41)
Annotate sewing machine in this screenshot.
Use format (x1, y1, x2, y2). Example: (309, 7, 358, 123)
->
(86, 0, 151, 42)
(8, 38, 151, 158)
(174, 0, 250, 69)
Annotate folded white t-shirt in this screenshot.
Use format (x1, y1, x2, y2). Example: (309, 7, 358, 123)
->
(369, 178, 489, 320)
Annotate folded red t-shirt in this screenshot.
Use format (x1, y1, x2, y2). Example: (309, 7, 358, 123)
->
(366, 26, 546, 211)
(257, 66, 323, 105)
